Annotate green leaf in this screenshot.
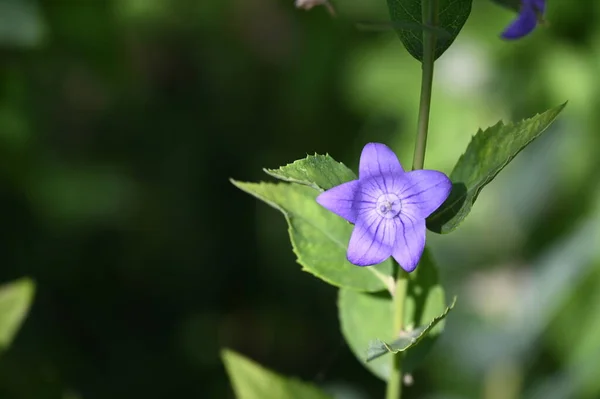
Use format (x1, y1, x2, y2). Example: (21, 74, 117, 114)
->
(386, 0, 472, 61)
(0, 278, 35, 352)
(427, 103, 567, 234)
(338, 250, 448, 380)
(264, 154, 356, 192)
(232, 180, 394, 292)
(355, 21, 452, 39)
(367, 297, 455, 362)
(222, 349, 332, 399)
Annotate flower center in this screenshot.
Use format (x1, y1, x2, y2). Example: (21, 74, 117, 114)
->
(375, 193, 402, 219)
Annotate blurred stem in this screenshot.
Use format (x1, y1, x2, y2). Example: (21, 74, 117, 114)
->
(385, 264, 409, 399)
(483, 360, 523, 399)
(412, 0, 439, 171)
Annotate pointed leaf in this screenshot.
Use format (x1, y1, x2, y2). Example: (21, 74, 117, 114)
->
(338, 249, 447, 380)
(427, 103, 567, 234)
(387, 0, 472, 61)
(264, 154, 356, 192)
(367, 297, 455, 361)
(232, 180, 394, 292)
(222, 349, 332, 399)
(0, 278, 35, 352)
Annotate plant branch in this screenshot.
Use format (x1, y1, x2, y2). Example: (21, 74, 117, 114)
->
(412, 0, 439, 171)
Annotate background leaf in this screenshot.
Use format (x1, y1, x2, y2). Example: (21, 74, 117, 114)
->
(338, 249, 447, 380)
(222, 349, 332, 399)
(264, 154, 356, 191)
(386, 0, 472, 61)
(0, 278, 35, 352)
(427, 103, 566, 234)
(232, 180, 394, 292)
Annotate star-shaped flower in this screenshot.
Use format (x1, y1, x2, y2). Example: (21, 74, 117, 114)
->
(501, 0, 546, 40)
(316, 143, 451, 272)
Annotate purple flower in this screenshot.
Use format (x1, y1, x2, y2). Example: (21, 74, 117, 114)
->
(501, 0, 546, 40)
(316, 143, 451, 272)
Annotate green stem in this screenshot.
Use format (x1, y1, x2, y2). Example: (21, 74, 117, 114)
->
(385, 265, 409, 399)
(412, 0, 439, 171)
(386, 1, 438, 397)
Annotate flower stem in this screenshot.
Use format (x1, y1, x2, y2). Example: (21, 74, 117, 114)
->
(412, 0, 439, 171)
(385, 264, 409, 399)
(386, 1, 439, 398)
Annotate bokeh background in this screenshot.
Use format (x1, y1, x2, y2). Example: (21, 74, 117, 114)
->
(1, 0, 600, 398)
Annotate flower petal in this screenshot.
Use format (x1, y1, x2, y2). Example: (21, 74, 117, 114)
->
(316, 180, 362, 223)
(392, 215, 426, 272)
(347, 211, 395, 266)
(357, 175, 386, 201)
(398, 170, 452, 219)
(501, 6, 538, 40)
(359, 143, 404, 181)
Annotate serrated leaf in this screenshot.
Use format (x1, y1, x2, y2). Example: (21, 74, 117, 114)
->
(264, 154, 356, 192)
(338, 249, 447, 380)
(0, 278, 35, 352)
(232, 180, 394, 292)
(427, 103, 567, 234)
(367, 297, 455, 362)
(387, 0, 472, 61)
(222, 349, 332, 399)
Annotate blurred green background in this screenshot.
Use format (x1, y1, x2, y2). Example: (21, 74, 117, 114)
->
(1, 0, 600, 398)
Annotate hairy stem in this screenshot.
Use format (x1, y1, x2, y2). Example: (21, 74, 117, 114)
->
(412, 0, 439, 171)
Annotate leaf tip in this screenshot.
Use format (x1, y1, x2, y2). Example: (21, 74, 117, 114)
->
(229, 178, 245, 190)
(2, 277, 36, 300)
(220, 347, 237, 363)
(449, 295, 458, 309)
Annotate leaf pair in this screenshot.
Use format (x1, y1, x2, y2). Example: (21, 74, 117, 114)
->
(233, 103, 566, 288)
